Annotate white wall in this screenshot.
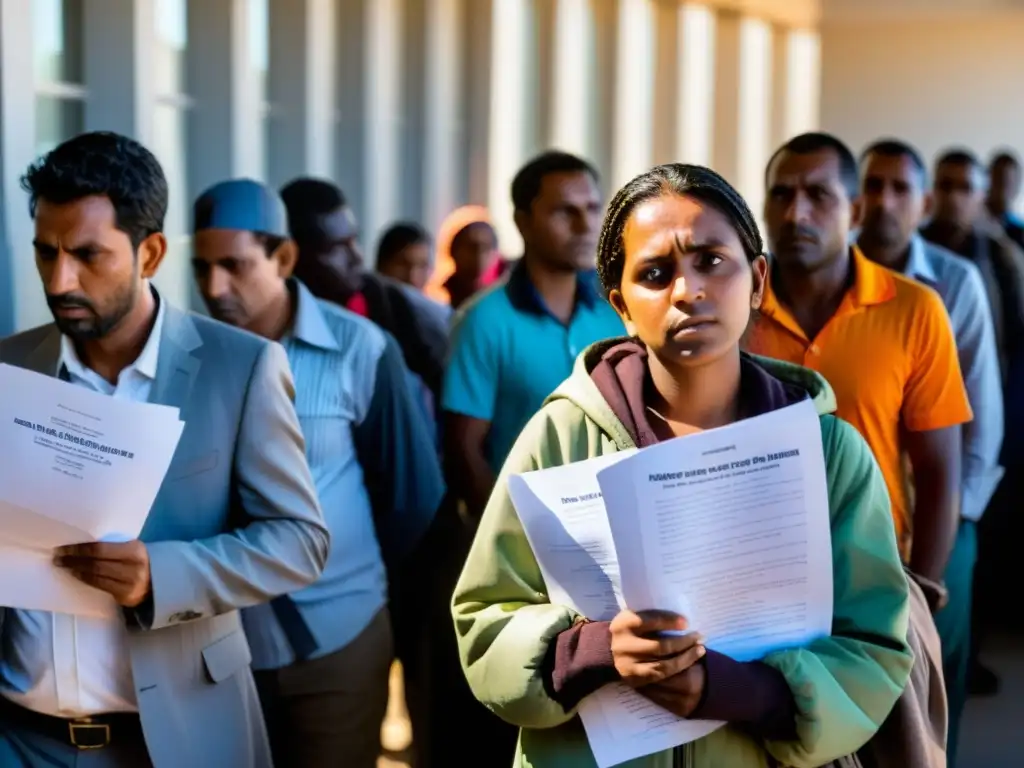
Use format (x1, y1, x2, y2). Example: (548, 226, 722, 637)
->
(820, 10, 1024, 194)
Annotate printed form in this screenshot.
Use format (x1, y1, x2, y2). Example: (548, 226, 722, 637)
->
(0, 363, 184, 617)
(598, 399, 833, 662)
(509, 450, 722, 768)
(508, 398, 834, 767)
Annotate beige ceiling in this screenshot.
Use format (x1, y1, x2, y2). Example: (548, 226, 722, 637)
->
(699, 0, 821, 28)
(672, 0, 1024, 29)
(822, 0, 1024, 22)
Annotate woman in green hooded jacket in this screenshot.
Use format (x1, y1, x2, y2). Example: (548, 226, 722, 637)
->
(451, 164, 913, 768)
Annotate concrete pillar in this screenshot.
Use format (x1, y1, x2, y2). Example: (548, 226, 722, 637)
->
(653, 3, 716, 167)
(424, 0, 465, 229)
(404, 0, 464, 229)
(592, 0, 658, 189)
(149, 0, 192, 310)
(532, 0, 557, 154)
(652, 0, 680, 167)
(186, 0, 263, 195)
(520, 0, 545, 159)
(336, 0, 405, 257)
(771, 26, 821, 150)
(0, 0, 45, 333)
(267, 0, 337, 190)
(608, 0, 656, 190)
(82, 0, 157, 146)
(464, 0, 533, 255)
(492, 0, 531, 251)
(545, 0, 595, 158)
(364, 0, 404, 248)
(590, 0, 617, 180)
(402, 0, 429, 224)
(463, 0, 492, 208)
(712, 12, 742, 184)
(713, 12, 773, 216)
(335, 0, 370, 226)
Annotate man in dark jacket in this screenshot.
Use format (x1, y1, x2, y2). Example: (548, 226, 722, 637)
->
(987, 151, 1024, 249)
(279, 178, 449, 407)
(922, 149, 1024, 378)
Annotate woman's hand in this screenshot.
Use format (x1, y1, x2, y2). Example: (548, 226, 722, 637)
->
(609, 609, 706, 688)
(639, 664, 707, 718)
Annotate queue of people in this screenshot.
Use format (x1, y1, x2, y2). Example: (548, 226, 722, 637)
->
(0, 126, 1019, 768)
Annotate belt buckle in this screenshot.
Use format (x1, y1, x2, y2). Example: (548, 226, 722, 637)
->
(69, 720, 111, 750)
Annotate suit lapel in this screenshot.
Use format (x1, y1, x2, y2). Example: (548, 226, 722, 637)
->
(149, 305, 203, 415)
(23, 326, 63, 377)
(15, 305, 204, 408)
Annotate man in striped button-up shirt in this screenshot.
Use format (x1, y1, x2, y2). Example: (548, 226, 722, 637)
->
(190, 179, 444, 768)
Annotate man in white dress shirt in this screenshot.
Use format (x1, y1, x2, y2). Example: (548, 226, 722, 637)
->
(0, 133, 328, 767)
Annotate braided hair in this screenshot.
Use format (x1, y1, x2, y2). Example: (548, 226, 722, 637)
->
(596, 164, 764, 298)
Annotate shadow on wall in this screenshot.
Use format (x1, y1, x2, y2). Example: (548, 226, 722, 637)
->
(0, 174, 14, 337)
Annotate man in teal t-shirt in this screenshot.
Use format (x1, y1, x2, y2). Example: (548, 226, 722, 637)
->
(442, 151, 624, 522)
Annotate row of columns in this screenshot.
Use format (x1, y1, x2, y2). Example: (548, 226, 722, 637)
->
(0, 0, 820, 336)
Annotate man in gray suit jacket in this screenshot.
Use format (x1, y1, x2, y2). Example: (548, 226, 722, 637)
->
(0, 132, 329, 768)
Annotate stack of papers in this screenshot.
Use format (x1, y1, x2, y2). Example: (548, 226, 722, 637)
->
(0, 363, 184, 617)
(509, 399, 833, 768)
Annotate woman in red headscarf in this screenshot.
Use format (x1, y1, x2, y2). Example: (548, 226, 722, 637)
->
(425, 206, 505, 309)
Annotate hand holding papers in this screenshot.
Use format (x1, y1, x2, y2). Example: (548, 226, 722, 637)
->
(508, 399, 834, 767)
(0, 363, 184, 617)
(54, 539, 154, 608)
(599, 399, 833, 663)
(509, 452, 722, 768)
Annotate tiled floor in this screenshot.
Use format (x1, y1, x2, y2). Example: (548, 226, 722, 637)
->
(958, 633, 1024, 767)
(378, 663, 413, 768)
(379, 633, 1024, 768)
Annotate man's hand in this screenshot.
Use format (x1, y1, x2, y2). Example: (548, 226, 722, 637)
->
(610, 609, 705, 688)
(54, 541, 152, 608)
(640, 663, 707, 718)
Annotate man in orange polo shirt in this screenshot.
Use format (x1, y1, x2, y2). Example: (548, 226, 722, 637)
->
(746, 132, 971, 586)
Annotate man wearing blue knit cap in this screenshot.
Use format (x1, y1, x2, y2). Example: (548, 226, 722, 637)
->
(191, 178, 444, 767)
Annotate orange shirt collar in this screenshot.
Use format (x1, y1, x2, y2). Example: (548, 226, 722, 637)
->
(761, 245, 897, 334)
(847, 244, 898, 308)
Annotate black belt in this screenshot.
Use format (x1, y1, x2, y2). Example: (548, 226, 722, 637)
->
(0, 695, 144, 750)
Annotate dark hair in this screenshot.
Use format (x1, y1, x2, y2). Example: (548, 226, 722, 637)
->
(377, 222, 431, 265)
(21, 131, 168, 249)
(451, 221, 496, 252)
(511, 150, 599, 212)
(935, 148, 983, 172)
(766, 132, 859, 199)
(597, 164, 764, 298)
(279, 177, 348, 239)
(859, 139, 928, 185)
(990, 150, 1020, 170)
(253, 233, 287, 257)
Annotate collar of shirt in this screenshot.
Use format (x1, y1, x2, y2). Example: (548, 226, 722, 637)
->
(58, 287, 166, 390)
(903, 234, 939, 286)
(761, 245, 896, 340)
(285, 279, 342, 353)
(504, 257, 600, 318)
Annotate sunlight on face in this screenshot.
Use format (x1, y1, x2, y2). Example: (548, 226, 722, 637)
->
(610, 193, 765, 367)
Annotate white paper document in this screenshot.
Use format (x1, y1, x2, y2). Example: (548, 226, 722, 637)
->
(0, 363, 184, 617)
(598, 399, 833, 663)
(509, 451, 722, 768)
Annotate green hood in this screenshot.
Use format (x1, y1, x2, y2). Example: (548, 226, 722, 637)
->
(452, 336, 913, 768)
(545, 337, 838, 451)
